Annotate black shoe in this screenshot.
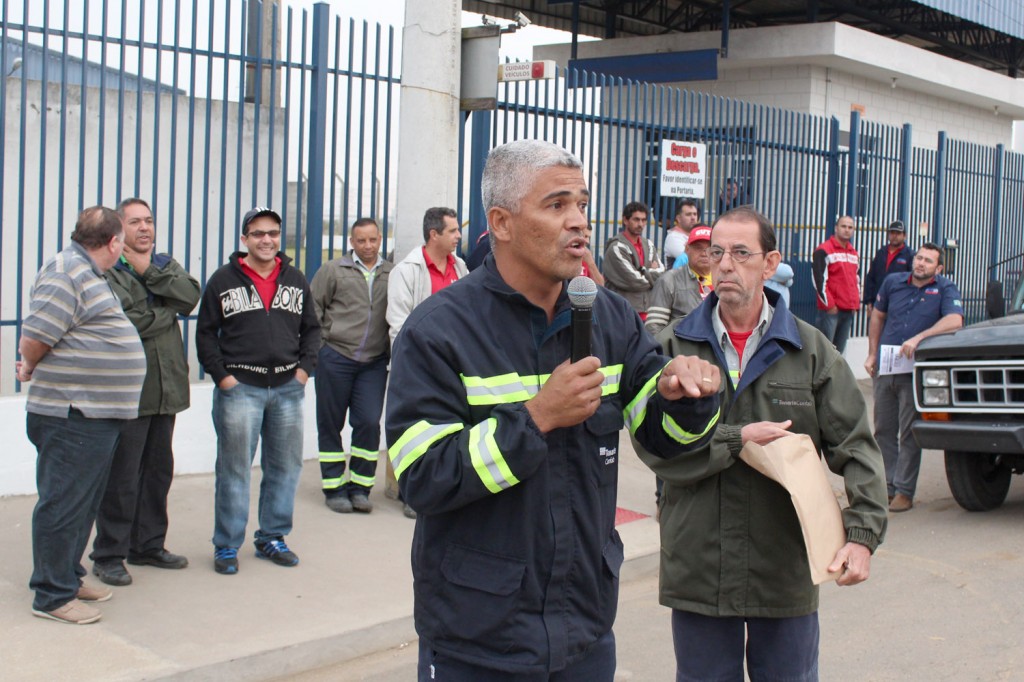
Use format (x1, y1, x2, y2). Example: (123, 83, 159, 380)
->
(402, 503, 417, 519)
(214, 547, 239, 575)
(254, 538, 299, 567)
(325, 495, 353, 513)
(350, 492, 373, 513)
(92, 560, 132, 587)
(127, 548, 189, 569)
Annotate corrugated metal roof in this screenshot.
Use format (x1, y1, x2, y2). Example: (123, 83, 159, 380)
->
(912, 0, 1024, 41)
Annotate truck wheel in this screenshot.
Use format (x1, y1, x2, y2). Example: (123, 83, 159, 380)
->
(944, 451, 1011, 511)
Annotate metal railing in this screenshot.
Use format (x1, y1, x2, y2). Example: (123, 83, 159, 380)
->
(1, 0, 399, 395)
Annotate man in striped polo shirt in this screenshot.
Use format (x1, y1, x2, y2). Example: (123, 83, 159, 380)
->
(17, 206, 147, 625)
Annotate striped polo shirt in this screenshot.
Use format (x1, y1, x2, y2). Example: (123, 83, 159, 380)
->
(21, 242, 146, 419)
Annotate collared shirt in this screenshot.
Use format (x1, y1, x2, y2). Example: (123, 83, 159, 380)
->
(875, 272, 963, 346)
(424, 247, 459, 294)
(355, 253, 384, 298)
(21, 243, 146, 419)
(712, 293, 775, 387)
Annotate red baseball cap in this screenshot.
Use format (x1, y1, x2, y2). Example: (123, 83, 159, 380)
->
(689, 225, 712, 244)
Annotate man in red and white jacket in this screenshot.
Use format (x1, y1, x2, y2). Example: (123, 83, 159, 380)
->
(812, 215, 860, 354)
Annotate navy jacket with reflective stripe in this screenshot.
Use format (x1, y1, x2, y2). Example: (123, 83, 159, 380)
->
(385, 256, 720, 674)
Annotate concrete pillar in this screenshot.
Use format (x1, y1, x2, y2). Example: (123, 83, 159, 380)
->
(244, 0, 281, 107)
(394, 0, 461, 261)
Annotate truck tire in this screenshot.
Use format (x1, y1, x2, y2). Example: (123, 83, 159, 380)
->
(944, 451, 1012, 511)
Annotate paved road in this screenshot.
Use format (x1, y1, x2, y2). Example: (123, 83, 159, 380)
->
(283, 382, 1024, 681)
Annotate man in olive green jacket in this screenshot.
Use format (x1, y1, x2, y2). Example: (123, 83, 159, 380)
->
(91, 198, 200, 587)
(639, 207, 887, 681)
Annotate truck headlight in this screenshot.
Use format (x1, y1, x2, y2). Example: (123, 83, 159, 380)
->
(922, 370, 950, 387)
(923, 387, 951, 406)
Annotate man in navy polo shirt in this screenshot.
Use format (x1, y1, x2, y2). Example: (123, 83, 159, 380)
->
(864, 243, 963, 513)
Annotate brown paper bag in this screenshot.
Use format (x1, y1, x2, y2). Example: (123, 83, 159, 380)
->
(739, 434, 846, 585)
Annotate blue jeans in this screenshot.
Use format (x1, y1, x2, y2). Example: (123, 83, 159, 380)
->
(314, 347, 388, 496)
(872, 373, 921, 498)
(814, 309, 854, 354)
(28, 410, 123, 612)
(417, 631, 615, 681)
(212, 378, 306, 549)
(672, 610, 819, 682)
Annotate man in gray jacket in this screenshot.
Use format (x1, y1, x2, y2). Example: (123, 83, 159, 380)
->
(601, 201, 664, 321)
(311, 218, 393, 514)
(645, 225, 713, 334)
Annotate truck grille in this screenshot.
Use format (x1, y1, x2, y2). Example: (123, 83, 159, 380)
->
(949, 365, 1024, 407)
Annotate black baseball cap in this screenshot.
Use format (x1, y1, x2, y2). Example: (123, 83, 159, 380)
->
(888, 220, 905, 232)
(242, 206, 282, 234)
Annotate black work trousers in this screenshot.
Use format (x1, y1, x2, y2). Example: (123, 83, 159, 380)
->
(91, 414, 177, 562)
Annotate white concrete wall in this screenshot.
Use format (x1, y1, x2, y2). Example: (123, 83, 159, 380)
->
(0, 377, 341, 498)
(1, 79, 285, 397)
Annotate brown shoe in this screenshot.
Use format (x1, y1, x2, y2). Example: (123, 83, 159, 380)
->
(32, 598, 101, 624)
(77, 582, 113, 603)
(889, 493, 914, 512)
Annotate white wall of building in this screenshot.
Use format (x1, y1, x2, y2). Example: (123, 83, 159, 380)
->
(1, 378, 339, 498)
(1, 79, 284, 397)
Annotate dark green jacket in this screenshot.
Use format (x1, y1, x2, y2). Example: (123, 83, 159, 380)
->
(106, 254, 200, 416)
(639, 290, 887, 618)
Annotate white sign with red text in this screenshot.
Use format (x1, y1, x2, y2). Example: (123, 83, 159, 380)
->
(659, 140, 707, 199)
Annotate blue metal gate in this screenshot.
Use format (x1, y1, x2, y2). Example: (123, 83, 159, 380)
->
(460, 66, 1024, 330)
(0, 0, 399, 395)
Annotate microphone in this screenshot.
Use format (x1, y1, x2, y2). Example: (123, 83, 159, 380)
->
(568, 275, 598, 362)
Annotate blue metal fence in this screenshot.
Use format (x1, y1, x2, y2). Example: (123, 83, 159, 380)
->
(461, 67, 1024, 330)
(1, 0, 399, 395)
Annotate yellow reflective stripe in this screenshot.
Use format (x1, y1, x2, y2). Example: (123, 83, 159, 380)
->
(623, 360, 670, 434)
(350, 446, 379, 462)
(663, 407, 721, 445)
(468, 418, 520, 493)
(321, 476, 345, 489)
(349, 472, 376, 487)
(463, 365, 621, 405)
(318, 451, 346, 463)
(462, 372, 544, 405)
(729, 369, 740, 388)
(389, 420, 465, 478)
(599, 364, 622, 397)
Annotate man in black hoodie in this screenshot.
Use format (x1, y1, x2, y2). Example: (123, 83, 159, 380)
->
(196, 207, 320, 575)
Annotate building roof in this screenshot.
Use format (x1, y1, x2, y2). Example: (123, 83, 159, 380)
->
(464, 0, 1024, 76)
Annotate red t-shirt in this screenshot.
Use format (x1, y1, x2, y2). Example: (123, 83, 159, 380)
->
(727, 328, 754, 364)
(425, 247, 460, 294)
(239, 257, 281, 310)
(628, 235, 646, 267)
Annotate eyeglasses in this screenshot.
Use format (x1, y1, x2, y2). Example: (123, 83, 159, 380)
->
(246, 229, 281, 240)
(707, 247, 764, 263)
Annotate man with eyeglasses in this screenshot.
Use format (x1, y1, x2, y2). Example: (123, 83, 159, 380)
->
(812, 216, 861, 354)
(638, 207, 888, 681)
(645, 224, 713, 334)
(196, 207, 320, 575)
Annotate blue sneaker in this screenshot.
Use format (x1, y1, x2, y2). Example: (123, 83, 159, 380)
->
(254, 539, 299, 567)
(214, 547, 238, 575)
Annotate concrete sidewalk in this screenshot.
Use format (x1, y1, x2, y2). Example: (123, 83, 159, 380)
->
(1, 435, 661, 681)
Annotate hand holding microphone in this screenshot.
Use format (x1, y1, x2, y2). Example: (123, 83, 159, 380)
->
(525, 276, 602, 433)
